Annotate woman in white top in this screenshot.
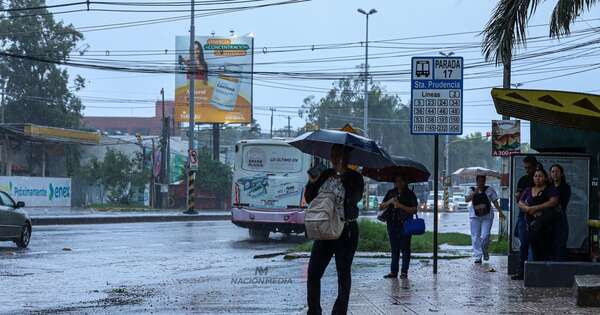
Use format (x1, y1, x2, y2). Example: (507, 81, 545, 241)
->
(465, 175, 505, 264)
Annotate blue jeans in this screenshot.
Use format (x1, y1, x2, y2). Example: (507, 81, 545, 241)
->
(387, 224, 411, 275)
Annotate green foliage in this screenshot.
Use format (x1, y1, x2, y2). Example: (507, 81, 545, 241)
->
(80, 149, 150, 204)
(192, 149, 232, 201)
(293, 219, 508, 254)
(0, 0, 84, 128)
(481, 0, 597, 64)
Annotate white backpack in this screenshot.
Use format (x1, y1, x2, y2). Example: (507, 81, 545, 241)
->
(304, 176, 345, 240)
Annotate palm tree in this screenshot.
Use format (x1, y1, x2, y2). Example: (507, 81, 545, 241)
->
(482, 0, 598, 64)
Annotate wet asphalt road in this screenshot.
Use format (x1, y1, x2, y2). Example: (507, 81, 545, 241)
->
(0, 221, 308, 315)
(2, 219, 593, 314)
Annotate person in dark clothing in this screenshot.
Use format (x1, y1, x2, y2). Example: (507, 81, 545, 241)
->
(519, 168, 559, 262)
(550, 164, 571, 261)
(379, 175, 418, 279)
(512, 155, 537, 280)
(304, 144, 364, 315)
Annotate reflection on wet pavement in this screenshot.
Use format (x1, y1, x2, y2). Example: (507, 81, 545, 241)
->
(1, 221, 597, 314)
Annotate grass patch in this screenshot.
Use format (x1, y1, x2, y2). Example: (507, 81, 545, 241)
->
(88, 203, 150, 211)
(292, 219, 508, 254)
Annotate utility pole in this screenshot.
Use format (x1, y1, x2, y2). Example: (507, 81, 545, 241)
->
(185, 0, 197, 214)
(439, 51, 454, 211)
(357, 8, 377, 138)
(1, 78, 5, 124)
(160, 88, 168, 208)
(212, 124, 219, 161)
(270, 107, 275, 138)
(287, 116, 291, 137)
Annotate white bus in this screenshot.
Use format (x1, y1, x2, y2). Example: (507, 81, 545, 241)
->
(231, 139, 312, 240)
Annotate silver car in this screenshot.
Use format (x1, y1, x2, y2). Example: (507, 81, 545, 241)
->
(0, 191, 30, 248)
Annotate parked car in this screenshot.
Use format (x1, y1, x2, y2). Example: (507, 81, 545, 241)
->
(452, 195, 470, 212)
(0, 191, 30, 248)
(423, 192, 450, 211)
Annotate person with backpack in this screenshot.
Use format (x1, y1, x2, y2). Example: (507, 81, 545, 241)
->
(465, 175, 505, 264)
(304, 144, 364, 315)
(379, 175, 418, 279)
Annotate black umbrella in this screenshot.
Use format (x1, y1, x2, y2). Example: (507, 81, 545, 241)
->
(288, 129, 395, 169)
(362, 156, 430, 183)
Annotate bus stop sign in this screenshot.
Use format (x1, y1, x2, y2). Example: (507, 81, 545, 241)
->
(410, 56, 463, 135)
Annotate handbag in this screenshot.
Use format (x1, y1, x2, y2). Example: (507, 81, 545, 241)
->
(403, 214, 426, 236)
(376, 208, 390, 222)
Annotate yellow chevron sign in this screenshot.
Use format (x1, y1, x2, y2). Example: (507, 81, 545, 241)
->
(491, 88, 600, 131)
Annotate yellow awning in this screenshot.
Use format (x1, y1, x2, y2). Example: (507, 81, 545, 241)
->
(491, 88, 600, 132)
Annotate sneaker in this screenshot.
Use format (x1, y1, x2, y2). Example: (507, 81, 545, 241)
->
(383, 273, 397, 279)
(483, 252, 490, 261)
(399, 273, 408, 279)
(474, 259, 482, 264)
(511, 273, 524, 280)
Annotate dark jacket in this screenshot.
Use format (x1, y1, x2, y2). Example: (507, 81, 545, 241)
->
(304, 168, 364, 221)
(555, 182, 571, 213)
(383, 188, 418, 226)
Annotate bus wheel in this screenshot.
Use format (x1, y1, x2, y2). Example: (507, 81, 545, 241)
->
(249, 228, 269, 241)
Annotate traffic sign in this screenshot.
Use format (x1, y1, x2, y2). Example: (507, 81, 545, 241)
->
(410, 56, 463, 135)
(189, 149, 198, 170)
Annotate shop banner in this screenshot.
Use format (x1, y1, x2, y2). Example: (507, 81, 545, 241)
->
(0, 176, 71, 207)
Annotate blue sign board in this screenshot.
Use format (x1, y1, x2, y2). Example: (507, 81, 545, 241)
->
(410, 56, 464, 135)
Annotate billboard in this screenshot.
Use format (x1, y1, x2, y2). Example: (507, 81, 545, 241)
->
(492, 120, 520, 156)
(0, 176, 71, 207)
(175, 35, 253, 124)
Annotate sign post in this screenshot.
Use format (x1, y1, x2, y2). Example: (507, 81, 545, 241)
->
(189, 149, 199, 171)
(411, 56, 463, 274)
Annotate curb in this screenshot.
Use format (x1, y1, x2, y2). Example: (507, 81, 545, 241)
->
(31, 214, 231, 226)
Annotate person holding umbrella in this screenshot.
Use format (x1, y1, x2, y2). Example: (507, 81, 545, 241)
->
(379, 175, 418, 279)
(290, 130, 394, 315)
(363, 156, 429, 279)
(465, 175, 505, 264)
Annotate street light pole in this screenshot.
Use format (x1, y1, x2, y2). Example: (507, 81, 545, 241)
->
(357, 8, 377, 138)
(358, 8, 377, 211)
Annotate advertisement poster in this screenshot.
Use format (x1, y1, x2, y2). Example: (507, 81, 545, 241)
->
(235, 145, 307, 209)
(175, 35, 253, 124)
(0, 176, 71, 207)
(492, 120, 521, 156)
(510, 155, 589, 251)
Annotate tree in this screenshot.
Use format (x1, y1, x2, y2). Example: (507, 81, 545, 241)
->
(481, 0, 597, 64)
(0, 0, 85, 128)
(80, 149, 150, 204)
(193, 149, 232, 206)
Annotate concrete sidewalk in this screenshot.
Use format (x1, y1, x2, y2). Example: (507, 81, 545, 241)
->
(26, 207, 231, 225)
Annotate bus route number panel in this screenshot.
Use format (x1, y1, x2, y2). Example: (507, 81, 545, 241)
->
(411, 56, 464, 135)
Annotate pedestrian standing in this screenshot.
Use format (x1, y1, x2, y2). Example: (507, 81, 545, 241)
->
(550, 164, 571, 261)
(519, 168, 559, 261)
(379, 175, 418, 279)
(465, 175, 505, 264)
(304, 144, 364, 315)
(512, 155, 537, 280)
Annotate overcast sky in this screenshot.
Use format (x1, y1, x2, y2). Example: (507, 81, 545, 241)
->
(38, 0, 600, 143)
